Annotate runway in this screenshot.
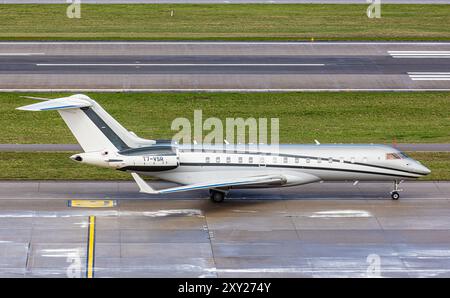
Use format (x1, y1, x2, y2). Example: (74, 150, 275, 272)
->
(0, 180, 449, 277)
(1, 42, 449, 91)
(2, 143, 450, 152)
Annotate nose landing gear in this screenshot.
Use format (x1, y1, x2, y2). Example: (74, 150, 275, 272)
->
(390, 180, 403, 200)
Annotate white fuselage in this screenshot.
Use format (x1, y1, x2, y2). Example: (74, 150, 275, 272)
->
(75, 143, 430, 189)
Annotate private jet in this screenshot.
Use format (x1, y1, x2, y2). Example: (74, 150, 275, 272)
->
(17, 94, 431, 202)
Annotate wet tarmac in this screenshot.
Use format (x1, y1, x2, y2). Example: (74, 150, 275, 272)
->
(0, 181, 449, 277)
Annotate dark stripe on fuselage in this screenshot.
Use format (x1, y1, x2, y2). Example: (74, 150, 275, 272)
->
(177, 162, 422, 179)
(82, 107, 130, 151)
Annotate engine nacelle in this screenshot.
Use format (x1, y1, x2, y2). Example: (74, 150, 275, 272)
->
(119, 154, 179, 171)
(70, 151, 179, 171)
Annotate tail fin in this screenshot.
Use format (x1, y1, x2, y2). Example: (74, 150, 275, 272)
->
(17, 94, 155, 152)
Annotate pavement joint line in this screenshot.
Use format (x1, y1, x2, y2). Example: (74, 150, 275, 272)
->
(203, 214, 219, 278)
(86, 215, 96, 279)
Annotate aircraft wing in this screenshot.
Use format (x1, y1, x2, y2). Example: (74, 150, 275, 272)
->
(131, 173, 288, 194)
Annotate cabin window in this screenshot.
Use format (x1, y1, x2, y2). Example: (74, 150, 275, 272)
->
(205, 157, 210, 163)
(238, 156, 243, 164)
(317, 158, 322, 164)
(259, 157, 265, 164)
(328, 157, 333, 163)
(249, 156, 253, 164)
(295, 158, 299, 164)
(339, 157, 344, 163)
(306, 158, 310, 163)
(216, 156, 220, 163)
(226, 156, 231, 163)
(283, 157, 288, 164)
(273, 157, 278, 163)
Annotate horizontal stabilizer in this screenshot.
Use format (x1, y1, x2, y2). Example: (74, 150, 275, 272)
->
(20, 96, 54, 101)
(16, 94, 92, 111)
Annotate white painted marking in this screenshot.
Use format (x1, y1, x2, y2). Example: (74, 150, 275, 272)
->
(392, 56, 450, 58)
(411, 78, 450, 81)
(408, 72, 450, 75)
(410, 75, 450, 78)
(36, 63, 325, 67)
(310, 210, 372, 218)
(389, 51, 450, 58)
(408, 72, 450, 81)
(389, 51, 450, 54)
(0, 53, 45, 56)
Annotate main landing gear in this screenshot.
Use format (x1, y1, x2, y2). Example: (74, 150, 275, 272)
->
(209, 189, 226, 203)
(390, 180, 403, 200)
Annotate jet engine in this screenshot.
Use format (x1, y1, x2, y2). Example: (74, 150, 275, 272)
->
(70, 150, 179, 171)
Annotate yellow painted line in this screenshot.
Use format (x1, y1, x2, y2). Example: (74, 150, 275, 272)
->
(86, 215, 96, 278)
(69, 200, 116, 208)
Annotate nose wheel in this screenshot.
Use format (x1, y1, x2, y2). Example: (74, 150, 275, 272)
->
(391, 191, 400, 200)
(390, 180, 403, 200)
(209, 189, 226, 203)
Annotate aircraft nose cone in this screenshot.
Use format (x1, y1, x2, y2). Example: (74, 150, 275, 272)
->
(417, 164, 431, 175)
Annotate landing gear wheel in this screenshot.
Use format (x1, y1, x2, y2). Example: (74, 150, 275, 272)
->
(390, 180, 403, 200)
(209, 190, 225, 203)
(391, 191, 400, 200)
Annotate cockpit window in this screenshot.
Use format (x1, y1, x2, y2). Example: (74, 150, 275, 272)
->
(399, 152, 410, 159)
(386, 153, 402, 160)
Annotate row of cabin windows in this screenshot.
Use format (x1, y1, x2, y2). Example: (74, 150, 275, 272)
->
(204, 156, 369, 164)
(181, 149, 393, 163)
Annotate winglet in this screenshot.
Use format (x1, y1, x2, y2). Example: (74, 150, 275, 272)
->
(131, 172, 159, 194)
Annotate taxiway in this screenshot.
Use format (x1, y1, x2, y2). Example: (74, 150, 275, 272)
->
(0, 181, 449, 277)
